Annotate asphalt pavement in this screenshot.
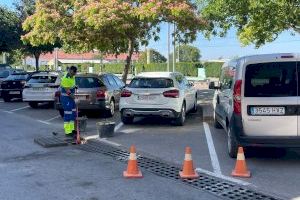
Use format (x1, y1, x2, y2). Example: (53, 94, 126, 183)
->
(0, 106, 219, 200)
(1, 90, 300, 199)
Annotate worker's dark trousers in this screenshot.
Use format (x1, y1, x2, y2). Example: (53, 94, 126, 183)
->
(61, 95, 76, 135)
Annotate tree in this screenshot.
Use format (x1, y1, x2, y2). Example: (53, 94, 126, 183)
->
(22, 0, 207, 82)
(15, 0, 58, 71)
(176, 44, 201, 62)
(139, 49, 167, 63)
(198, 0, 300, 47)
(0, 7, 21, 53)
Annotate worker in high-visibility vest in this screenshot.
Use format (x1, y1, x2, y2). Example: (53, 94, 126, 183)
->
(60, 66, 77, 137)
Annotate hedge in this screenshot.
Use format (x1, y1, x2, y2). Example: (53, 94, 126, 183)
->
(55, 61, 223, 78)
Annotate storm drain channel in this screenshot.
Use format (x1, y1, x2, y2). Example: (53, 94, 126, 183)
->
(76, 140, 283, 200)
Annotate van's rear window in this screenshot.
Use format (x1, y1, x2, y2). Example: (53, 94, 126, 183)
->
(244, 62, 297, 97)
(129, 78, 174, 88)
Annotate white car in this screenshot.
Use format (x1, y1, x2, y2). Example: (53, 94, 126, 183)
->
(22, 72, 60, 108)
(119, 72, 198, 126)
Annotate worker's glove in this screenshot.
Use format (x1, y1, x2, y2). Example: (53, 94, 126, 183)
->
(74, 98, 79, 104)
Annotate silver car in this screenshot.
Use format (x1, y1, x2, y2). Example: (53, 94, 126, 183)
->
(55, 73, 125, 117)
(22, 72, 60, 108)
(210, 53, 300, 157)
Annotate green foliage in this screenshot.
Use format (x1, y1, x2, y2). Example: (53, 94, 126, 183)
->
(139, 49, 167, 63)
(202, 62, 222, 77)
(22, 0, 207, 81)
(176, 44, 202, 62)
(199, 0, 300, 47)
(73, 61, 223, 77)
(0, 7, 21, 52)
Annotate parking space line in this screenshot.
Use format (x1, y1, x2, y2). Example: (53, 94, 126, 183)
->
(195, 168, 251, 186)
(37, 120, 51, 125)
(45, 115, 61, 122)
(114, 122, 123, 132)
(9, 106, 30, 112)
(3, 111, 13, 114)
(84, 135, 99, 140)
(203, 122, 222, 175)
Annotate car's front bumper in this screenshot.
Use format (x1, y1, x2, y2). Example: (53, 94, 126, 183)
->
(1, 89, 23, 98)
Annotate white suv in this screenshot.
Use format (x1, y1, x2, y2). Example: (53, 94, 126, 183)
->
(210, 53, 300, 157)
(119, 72, 197, 126)
(22, 72, 60, 108)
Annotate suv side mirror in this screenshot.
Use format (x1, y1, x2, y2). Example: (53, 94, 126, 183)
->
(188, 81, 194, 87)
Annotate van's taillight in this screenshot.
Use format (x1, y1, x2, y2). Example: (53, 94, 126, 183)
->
(121, 89, 132, 97)
(163, 90, 179, 98)
(96, 89, 107, 99)
(233, 80, 242, 114)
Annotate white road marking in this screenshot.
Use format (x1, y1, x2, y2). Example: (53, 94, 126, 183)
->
(0, 101, 4, 103)
(97, 138, 121, 147)
(114, 122, 123, 132)
(45, 115, 61, 122)
(195, 168, 251, 186)
(3, 111, 13, 114)
(84, 135, 99, 140)
(37, 120, 51, 125)
(9, 106, 30, 112)
(203, 122, 222, 175)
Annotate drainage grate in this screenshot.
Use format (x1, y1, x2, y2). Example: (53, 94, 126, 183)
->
(77, 140, 283, 200)
(34, 136, 69, 148)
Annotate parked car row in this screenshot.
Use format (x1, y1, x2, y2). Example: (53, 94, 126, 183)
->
(0, 70, 197, 126)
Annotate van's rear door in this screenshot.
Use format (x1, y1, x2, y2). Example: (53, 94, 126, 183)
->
(242, 61, 298, 137)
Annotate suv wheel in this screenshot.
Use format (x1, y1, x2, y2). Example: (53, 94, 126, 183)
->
(106, 100, 115, 117)
(3, 95, 11, 102)
(227, 124, 238, 158)
(28, 102, 39, 108)
(174, 103, 186, 126)
(214, 112, 222, 129)
(190, 96, 197, 113)
(121, 115, 134, 124)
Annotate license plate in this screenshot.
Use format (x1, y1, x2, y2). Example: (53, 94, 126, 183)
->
(9, 91, 20, 94)
(251, 107, 285, 115)
(32, 87, 44, 91)
(137, 95, 156, 101)
(75, 95, 87, 101)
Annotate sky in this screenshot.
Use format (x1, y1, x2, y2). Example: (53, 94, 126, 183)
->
(1, 0, 300, 60)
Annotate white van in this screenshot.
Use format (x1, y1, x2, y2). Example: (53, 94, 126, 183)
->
(210, 53, 300, 157)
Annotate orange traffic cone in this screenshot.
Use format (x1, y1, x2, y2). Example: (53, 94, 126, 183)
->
(231, 147, 251, 178)
(179, 147, 199, 179)
(123, 145, 143, 178)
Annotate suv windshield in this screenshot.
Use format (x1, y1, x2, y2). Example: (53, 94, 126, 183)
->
(244, 62, 297, 97)
(129, 78, 174, 88)
(28, 76, 57, 84)
(75, 77, 104, 88)
(0, 70, 10, 78)
(6, 74, 29, 80)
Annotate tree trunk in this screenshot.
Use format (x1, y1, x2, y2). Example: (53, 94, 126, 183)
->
(34, 53, 40, 71)
(122, 39, 134, 84)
